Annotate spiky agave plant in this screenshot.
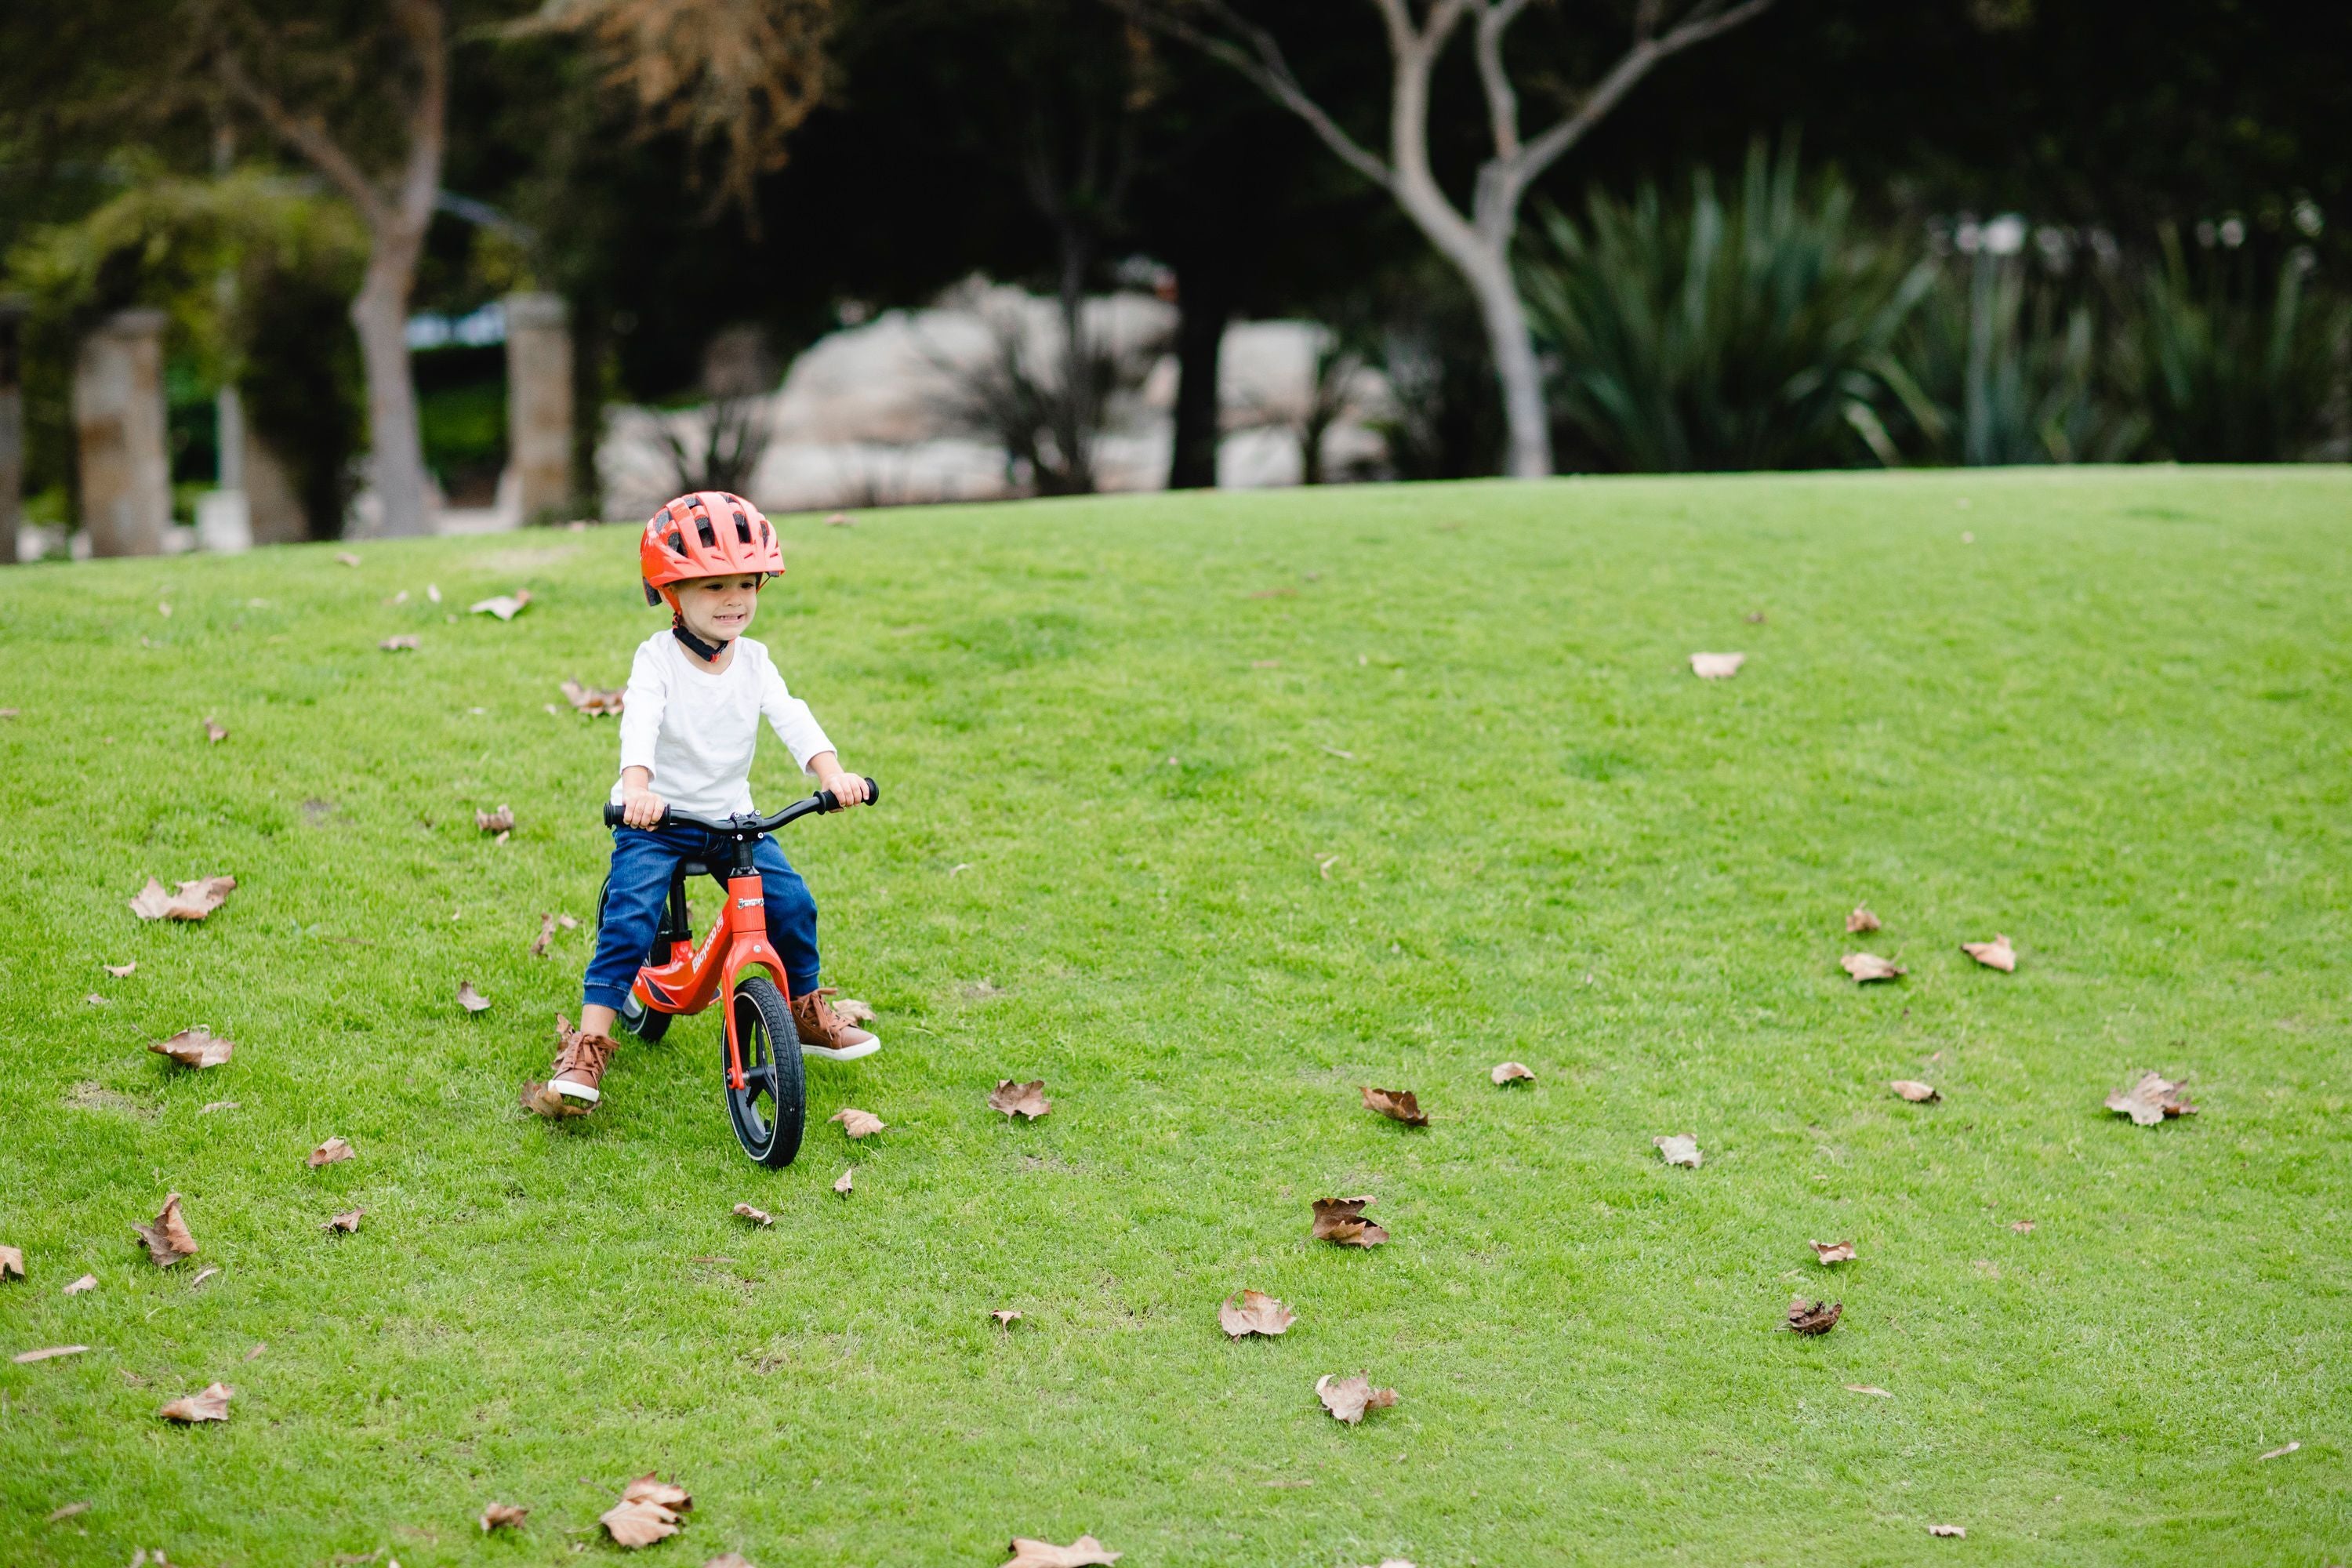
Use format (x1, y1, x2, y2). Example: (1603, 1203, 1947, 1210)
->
(1520, 138, 1933, 473)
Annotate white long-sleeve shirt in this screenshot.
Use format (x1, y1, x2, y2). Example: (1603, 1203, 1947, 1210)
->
(612, 632, 835, 817)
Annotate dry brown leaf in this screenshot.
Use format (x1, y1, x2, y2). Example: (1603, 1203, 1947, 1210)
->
(733, 1203, 774, 1227)
(1004, 1534, 1122, 1567)
(480, 1501, 529, 1532)
(1311, 1196, 1389, 1248)
(150, 1029, 234, 1070)
(65, 1273, 97, 1296)
(1359, 1086, 1429, 1127)
(833, 996, 877, 1024)
(1315, 1373, 1399, 1425)
(1842, 952, 1905, 982)
(1490, 1061, 1535, 1085)
(469, 590, 534, 620)
(1890, 1080, 1941, 1103)
(1690, 652, 1745, 679)
(1219, 1290, 1296, 1339)
(85, 993, 109, 1007)
(1928, 1524, 1966, 1537)
(308, 1136, 354, 1168)
(703, 1557, 757, 1568)
(14, 1345, 90, 1363)
(325, 1207, 365, 1233)
(336, 550, 361, 567)
(159, 1381, 232, 1422)
(2105, 1071, 2197, 1126)
(993, 1309, 1022, 1327)
(1810, 1240, 1857, 1264)
(0, 1245, 22, 1283)
(201, 717, 229, 745)
(826, 511, 855, 527)
(130, 875, 237, 922)
(1653, 1133, 1703, 1168)
(134, 1193, 199, 1268)
(379, 634, 419, 652)
(530, 912, 558, 958)
(2010, 1219, 2035, 1233)
(1844, 1383, 1893, 1397)
(2259, 1440, 2301, 1461)
(601, 1499, 681, 1547)
(830, 1107, 887, 1138)
(48, 1501, 92, 1522)
(1846, 905, 1882, 934)
(476, 805, 515, 835)
(1785, 1297, 1842, 1334)
(188, 1265, 220, 1288)
(458, 981, 492, 1014)
(561, 678, 626, 716)
(989, 1080, 1051, 1119)
(624, 1473, 692, 1510)
(243, 1341, 265, 1360)
(105, 961, 138, 978)
(1961, 933, 2016, 971)
(833, 1167, 854, 1196)
(520, 1080, 586, 1118)
(201, 1100, 240, 1115)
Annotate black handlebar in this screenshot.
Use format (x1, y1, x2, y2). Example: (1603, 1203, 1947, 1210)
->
(603, 777, 880, 833)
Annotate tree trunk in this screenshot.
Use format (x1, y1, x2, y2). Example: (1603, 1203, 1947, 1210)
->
(1168, 267, 1230, 489)
(1459, 245, 1552, 477)
(349, 244, 434, 537)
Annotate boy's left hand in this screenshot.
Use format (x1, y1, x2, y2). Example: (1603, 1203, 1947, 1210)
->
(818, 770, 869, 807)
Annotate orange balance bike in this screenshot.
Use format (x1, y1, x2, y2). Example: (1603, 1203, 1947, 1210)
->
(598, 780, 878, 1167)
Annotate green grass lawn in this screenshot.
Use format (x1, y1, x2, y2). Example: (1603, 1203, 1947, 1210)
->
(2, 466, 2349, 1566)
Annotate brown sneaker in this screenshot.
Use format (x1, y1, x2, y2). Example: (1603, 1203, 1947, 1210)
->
(521, 1017, 618, 1116)
(791, 988, 880, 1062)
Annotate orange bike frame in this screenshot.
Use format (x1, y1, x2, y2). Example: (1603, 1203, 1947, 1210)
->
(627, 870, 789, 1091)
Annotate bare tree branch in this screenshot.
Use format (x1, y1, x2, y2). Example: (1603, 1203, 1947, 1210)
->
(1472, 0, 1534, 159)
(1106, 0, 1394, 191)
(212, 42, 388, 229)
(387, 0, 447, 238)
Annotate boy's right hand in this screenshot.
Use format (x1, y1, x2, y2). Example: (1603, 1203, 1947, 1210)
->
(620, 786, 667, 829)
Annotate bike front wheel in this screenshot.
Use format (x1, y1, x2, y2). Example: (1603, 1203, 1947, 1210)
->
(726, 975, 806, 1167)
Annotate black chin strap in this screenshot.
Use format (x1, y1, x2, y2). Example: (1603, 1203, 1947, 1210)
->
(671, 615, 731, 663)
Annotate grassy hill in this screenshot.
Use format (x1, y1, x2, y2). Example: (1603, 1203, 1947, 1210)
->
(2, 466, 2348, 1566)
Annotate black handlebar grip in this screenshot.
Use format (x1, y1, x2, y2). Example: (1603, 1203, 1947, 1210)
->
(602, 801, 671, 828)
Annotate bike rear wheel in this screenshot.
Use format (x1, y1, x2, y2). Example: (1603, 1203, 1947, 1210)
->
(725, 975, 805, 1167)
(616, 987, 672, 1044)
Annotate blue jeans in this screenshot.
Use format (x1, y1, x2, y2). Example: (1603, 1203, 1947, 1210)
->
(583, 825, 820, 1011)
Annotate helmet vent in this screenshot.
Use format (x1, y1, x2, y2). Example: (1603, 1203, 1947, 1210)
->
(733, 508, 753, 546)
(666, 532, 686, 555)
(694, 510, 717, 550)
(760, 520, 771, 544)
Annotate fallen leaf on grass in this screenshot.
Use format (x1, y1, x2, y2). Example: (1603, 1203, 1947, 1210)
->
(0, 1245, 20, 1280)
(993, 1309, 1022, 1327)
(1890, 1080, 1940, 1103)
(85, 993, 109, 1006)
(833, 1167, 854, 1196)
(2010, 1219, 2035, 1233)
(150, 1029, 233, 1069)
(130, 875, 237, 921)
(1359, 1086, 1428, 1127)
(336, 551, 361, 567)
(733, 1203, 774, 1227)
(704, 1556, 757, 1568)
(1928, 1524, 1965, 1537)
(830, 1107, 886, 1138)
(201, 1100, 240, 1115)
(468, 590, 533, 621)
(2259, 1440, 2301, 1461)
(1317, 853, 1341, 879)
(1844, 1384, 1893, 1397)
(308, 1136, 354, 1168)
(1220, 1290, 1296, 1338)
(561, 679, 626, 716)
(601, 1500, 681, 1548)
(1785, 1297, 1842, 1335)
(324, 1208, 364, 1233)
(1810, 1240, 1857, 1264)
(1846, 905, 1882, 934)
(1490, 1061, 1535, 1085)
(1005, 1536, 1120, 1568)
(65, 1273, 97, 1295)
(379, 635, 419, 652)
(243, 1341, 265, 1360)
(189, 1266, 219, 1288)
(2106, 1071, 2196, 1125)
(529, 912, 558, 957)
(826, 510, 855, 527)
(833, 996, 877, 1024)
(625, 1474, 692, 1510)
(1653, 1133, 1703, 1168)
(202, 717, 227, 743)
(14, 1345, 89, 1363)
(475, 805, 515, 834)
(134, 1194, 199, 1268)
(1690, 652, 1745, 679)
(989, 1080, 1051, 1119)
(159, 1381, 232, 1422)
(480, 1501, 528, 1532)
(1316, 1374, 1399, 1424)
(1962, 934, 2016, 971)
(1842, 953, 1905, 982)
(105, 961, 137, 977)
(48, 1501, 92, 1522)
(1311, 1196, 1389, 1248)
(458, 981, 492, 1014)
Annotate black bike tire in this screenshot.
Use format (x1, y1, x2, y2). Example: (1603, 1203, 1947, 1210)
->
(727, 975, 806, 1168)
(617, 989, 672, 1045)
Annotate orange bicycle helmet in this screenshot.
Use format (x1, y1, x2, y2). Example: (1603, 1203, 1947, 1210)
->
(639, 490, 785, 610)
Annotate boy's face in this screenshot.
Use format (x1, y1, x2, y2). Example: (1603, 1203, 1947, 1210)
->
(676, 574, 763, 644)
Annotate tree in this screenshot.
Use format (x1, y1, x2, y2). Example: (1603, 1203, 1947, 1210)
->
(1112, 0, 1773, 477)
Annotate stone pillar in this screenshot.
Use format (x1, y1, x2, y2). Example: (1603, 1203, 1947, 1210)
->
(0, 296, 27, 565)
(504, 293, 572, 524)
(73, 308, 172, 557)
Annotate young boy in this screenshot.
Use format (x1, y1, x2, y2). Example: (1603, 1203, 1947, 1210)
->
(524, 490, 877, 1117)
